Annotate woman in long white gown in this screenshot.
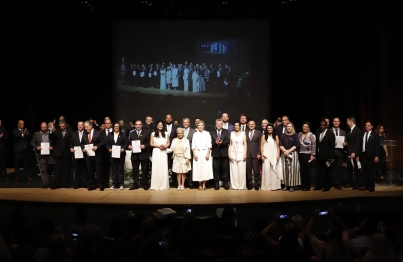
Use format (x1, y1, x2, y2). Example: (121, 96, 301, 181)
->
(166, 66, 172, 90)
(160, 64, 166, 90)
(260, 123, 281, 191)
(171, 64, 179, 90)
(192, 120, 213, 190)
(192, 68, 199, 92)
(150, 120, 170, 190)
(228, 121, 247, 190)
(183, 66, 189, 91)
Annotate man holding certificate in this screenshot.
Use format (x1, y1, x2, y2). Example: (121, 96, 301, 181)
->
(331, 117, 346, 190)
(31, 122, 54, 188)
(105, 122, 128, 190)
(128, 120, 150, 190)
(81, 120, 104, 191)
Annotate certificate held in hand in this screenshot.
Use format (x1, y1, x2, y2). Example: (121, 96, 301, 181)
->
(84, 144, 95, 156)
(131, 140, 141, 153)
(41, 142, 50, 155)
(112, 145, 121, 158)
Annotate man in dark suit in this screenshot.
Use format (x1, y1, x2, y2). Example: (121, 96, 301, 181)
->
(81, 120, 105, 191)
(0, 119, 9, 181)
(314, 120, 336, 191)
(13, 120, 32, 182)
(261, 119, 269, 136)
(100, 118, 113, 189)
(356, 122, 379, 192)
(246, 120, 262, 190)
(344, 117, 362, 189)
(144, 116, 155, 134)
(128, 120, 150, 190)
(70, 121, 88, 189)
(164, 114, 177, 172)
(55, 116, 73, 132)
(275, 115, 290, 139)
(210, 119, 230, 190)
(51, 120, 72, 189)
(239, 114, 248, 132)
(331, 117, 346, 190)
(182, 117, 196, 189)
(221, 113, 234, 132)
(31, 122, 53, 187)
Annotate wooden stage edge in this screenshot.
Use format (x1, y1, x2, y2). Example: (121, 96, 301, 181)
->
(1, 185, 403, 207)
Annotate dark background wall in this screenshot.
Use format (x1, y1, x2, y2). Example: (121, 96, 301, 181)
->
(1, 0, 402, 168)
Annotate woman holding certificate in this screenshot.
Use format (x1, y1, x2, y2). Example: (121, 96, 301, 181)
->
(106, 122, 129, 190)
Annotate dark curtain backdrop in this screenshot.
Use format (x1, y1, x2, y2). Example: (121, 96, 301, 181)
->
(1, 0, 401, 168)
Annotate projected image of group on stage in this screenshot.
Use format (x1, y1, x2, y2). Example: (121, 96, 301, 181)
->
(113, 20, 269, 124)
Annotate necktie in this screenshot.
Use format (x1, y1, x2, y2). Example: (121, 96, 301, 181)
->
(217, 130, 221, 139)
(79, 131, 83, 142)
(88, 133, 92, 143)
(249, 130, 253, 140)
(62, 131, 65, 138)
(363, 132, 368, 152)
(335, 129, 338, 136)
(242, 126, 245, 132)
(137, 130, 140, 136)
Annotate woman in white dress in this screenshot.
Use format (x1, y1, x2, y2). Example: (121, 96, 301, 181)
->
(166, 66, 172, 90)
(192, 120, 213, 190)
(171, 64, 179, 90)
(160, 64, 166, 90)
(150, 120, 170, 190)
(228, 121, 247, 190)
(170, 128, 191, 191)
(260, 123, 281, 191)
(192, 68, 199, 92)
(183, 66, 189, 92)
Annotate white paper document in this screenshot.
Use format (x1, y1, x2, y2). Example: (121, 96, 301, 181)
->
(41, 142, 50, 155)
(84, 144, 95, 156)
(74, 146, 83, 159)
(131, 140, 141, 153)
(335, 136, 345, 149)
(112, 145, 121, 158)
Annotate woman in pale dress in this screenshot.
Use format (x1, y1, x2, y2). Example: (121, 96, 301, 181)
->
(260, 123, 281, 191)
(198, 68, 206, 92)
(166, 66, 172, 90)
(170, 128, 191, 191)
(192, 120, 213, 190)
(160, 63, 166, 90)
(183, 66, 189, 91)
(192, 67, 199, 92)
(150, 120, 170, 190)
(228, 121, 247, 190)
(171, 64, 179, 90)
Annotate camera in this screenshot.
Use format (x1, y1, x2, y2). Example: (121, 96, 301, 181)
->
(158, 239, 165, 246)
(186, 205, 192, 213)
(319, 210, 329, 216)
(71, 228, 79, 242)
(279, 214, 287, 219)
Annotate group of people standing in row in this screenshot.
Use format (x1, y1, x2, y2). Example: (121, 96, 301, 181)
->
(0, 113, 388, 192)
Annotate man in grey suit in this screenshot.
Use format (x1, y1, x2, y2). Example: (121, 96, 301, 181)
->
(182, 117, 196, 189)
(245, 119, 262, 190)
(331, 117, 346, 190)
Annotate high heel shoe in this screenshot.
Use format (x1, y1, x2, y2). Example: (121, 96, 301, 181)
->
(202, 185, 206, 190)
(198, 186, 202, 190)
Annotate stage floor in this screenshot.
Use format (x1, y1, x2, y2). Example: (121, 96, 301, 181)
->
(1, 185, 403, 206)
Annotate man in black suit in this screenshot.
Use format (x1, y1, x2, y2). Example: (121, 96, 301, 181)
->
(70, 121, 88, 189)
(100, 118, 113, 189)
(239, 114, 248, 132)
(331, 117, 346, 190)
(128, 120, 150, 190)
(314, 120, 336, 191)
(81, 120, 104, 191)
(182, 117, 196, 189)
(246, 120, 262, 190)
(164, 114, 177, 172)
(221, 112, 234, 132)
(356, 122, 379, 192)
(344, 117, 362, 189)
(275, 115, 290, 139)
(0, 119, 9, 181)
(144, 116, 155, 134)
(55, 116, 73, 132)
(210, 119, 230, 190)
(31, 122, 53, 187)
(51, 120, 72, 189)
(13, 120, 32, 182)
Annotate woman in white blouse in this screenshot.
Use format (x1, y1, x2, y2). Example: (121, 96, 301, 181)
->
(170, 128, 191, 191)
(192, 120, 213, 190)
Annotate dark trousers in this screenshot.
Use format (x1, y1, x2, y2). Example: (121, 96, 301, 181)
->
(298, 153, 312, 190)
(102, 155, 111, 188)
(361, 152, 375, 189)
(375, 153, 388, 179)
(111, 157, 125, 187)
(73, 158, 88, 188)
(0, 152, 7, 176)
(332, 154, 344, 187)
(315, 158, 334, 190)
(246, 157, 260, 185)
(38, 155, 52, 186)
(85, 156, 102, 188)
(52, 156, 71, 188)
(213, 156, 229, 182)
(347, 156, 360, 187)
(14, 150, 30, 178)
(131, 158, 149, 187)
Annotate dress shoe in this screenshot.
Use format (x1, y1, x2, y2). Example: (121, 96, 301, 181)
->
(359, 187, 369, 191)
(50, 186, 59, 190)
(369, 188, 375, 192)
(254, 184, 259, 191)
(322, 188, 330, 192)
(14, 177, 18, 182)
(224, 182, 230, 190)
(214, 182, 220, 190)
(313, 187, 322, 191)
(88, 186, 96, 191)
(342, 183, 352, 188)
(100, 187, 104, 191)
(27, 177, 33, 181)
(129, 185, 138, 190)
(302, 188, 310, 191)
(143, 186, 149, 190)
(73, 186, 79, 189)
(352, 186, 358, 190)
(335, 186, 342, 190)
(189, 185, 194, 189)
